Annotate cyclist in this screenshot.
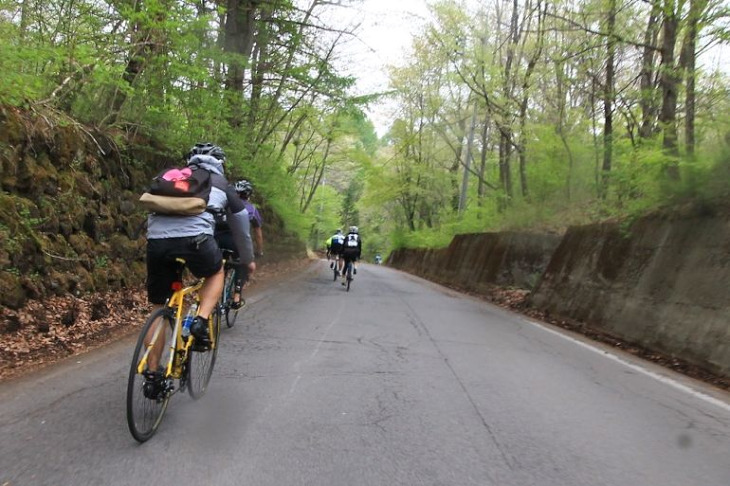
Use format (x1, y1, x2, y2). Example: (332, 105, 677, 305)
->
(234, 180, 264, 258)
(145, 143, 255, 378)
(340, 226, 361, 285)
(214, 179, 263, 308)
(326, 229, 345, 275)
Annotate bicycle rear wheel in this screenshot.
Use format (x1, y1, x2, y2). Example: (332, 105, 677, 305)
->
(188, 311, 221, 399)
(127, 308, 173, 443)
(223, 267, 239, 328)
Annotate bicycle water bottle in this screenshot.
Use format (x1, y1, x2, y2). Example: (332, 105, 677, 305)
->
(181, 303, 198, 338)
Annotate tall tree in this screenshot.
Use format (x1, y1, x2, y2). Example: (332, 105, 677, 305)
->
(601, 0, 617, 198)
(658, 0, 684, 179)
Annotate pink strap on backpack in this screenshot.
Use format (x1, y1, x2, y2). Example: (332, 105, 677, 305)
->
(161, 167, 192, 181)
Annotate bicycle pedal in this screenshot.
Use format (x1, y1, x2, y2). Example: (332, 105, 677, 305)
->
(230, 300, 244, 310)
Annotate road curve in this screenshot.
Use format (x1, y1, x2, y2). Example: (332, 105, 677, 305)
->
(1, 260, 729, 486)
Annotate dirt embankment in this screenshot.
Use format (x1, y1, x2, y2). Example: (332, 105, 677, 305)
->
(387, 204, 730, 387)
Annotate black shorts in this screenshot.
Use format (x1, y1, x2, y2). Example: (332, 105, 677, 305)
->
(330, 244, 343, 256)
(214, 230, 237, 258)
(146, 234, 222, 304)
(342, 250, 359, 263)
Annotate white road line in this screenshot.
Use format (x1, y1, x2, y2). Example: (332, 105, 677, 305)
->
(521, 317, 730, 413)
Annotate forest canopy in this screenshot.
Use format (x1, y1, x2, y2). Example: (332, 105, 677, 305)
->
(2, 0, 730, 257)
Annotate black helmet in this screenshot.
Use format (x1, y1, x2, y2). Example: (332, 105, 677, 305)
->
(234, 179, 253, 197)
(336, 228, 342, 234)
(189, 142, 226, 161)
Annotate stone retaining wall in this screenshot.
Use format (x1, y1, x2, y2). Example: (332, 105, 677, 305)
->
(388, 231, 561, 291)
(529, 202, 730, 376)
(387, 201, 730, 377)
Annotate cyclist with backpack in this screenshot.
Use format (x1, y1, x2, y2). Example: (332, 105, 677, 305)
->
(340, 226, 361, 285)
(143, 143, 255, 377)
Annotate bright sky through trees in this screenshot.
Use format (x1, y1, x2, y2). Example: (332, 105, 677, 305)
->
(326, 0, 432, 135)
(329, 0, 729, 136)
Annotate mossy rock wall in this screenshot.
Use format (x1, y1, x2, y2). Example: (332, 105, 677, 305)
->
(0, 106, 306, 310)
(0, 106, 170, 309)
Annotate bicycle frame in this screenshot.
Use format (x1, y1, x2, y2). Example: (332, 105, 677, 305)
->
(136, 279, 205, 380)
(223, 266, 237, 304)
(127, 259, 223, 442)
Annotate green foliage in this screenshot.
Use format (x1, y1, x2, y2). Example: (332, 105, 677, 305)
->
(307, 184, 344, 249)
(95, 255, 109, 268)
(0, 23, 44, 104)
(349, 0, 730, 255)
(3, 0, 730, 260)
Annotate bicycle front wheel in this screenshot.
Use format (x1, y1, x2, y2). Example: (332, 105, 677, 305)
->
(126, 308, 173, 443)
(188, 311, 221, 399)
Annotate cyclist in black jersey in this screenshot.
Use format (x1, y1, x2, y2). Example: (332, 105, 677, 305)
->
(340, 226, 362, 285)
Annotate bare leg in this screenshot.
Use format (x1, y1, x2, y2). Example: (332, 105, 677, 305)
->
(197, 267, 224, 319)
(144, 304, 165, 371)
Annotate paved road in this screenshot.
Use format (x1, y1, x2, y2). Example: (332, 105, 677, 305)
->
(1, 261, 729, 486)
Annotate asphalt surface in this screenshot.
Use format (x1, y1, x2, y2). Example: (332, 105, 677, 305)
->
(1, 261, 729, 486)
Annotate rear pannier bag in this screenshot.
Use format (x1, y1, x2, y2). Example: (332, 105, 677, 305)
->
(139, 164, 212, 215)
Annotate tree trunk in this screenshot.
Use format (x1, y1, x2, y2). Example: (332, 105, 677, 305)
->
(478, 113, 490, 206)
(248, 4, 274, 129)
(223, 0, 258, 93)
(498, 131, 513, 211)
(451, 114, 467, 211)
(458, 103, 478, 215)
(679, 0, 708, 157)
(658, 0, 682, 179)
(639, 2, 662, 140)
(517, 0, 545, 201)
(590, 71, 601, 195)
(601, 0, 616, 198)
(19, 0, 31, 44)
(518, 97, 530, 201)
(300, 138, 330, 214)
(108, 0, 170, 124)
(554, 57, 573, 201)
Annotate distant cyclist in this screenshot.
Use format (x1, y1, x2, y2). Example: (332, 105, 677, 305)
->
(340, 226, 361, 285)
(326, 228, 345, 275)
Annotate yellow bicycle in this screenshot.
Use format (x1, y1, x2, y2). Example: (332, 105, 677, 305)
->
(126, 258, 221, 442)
